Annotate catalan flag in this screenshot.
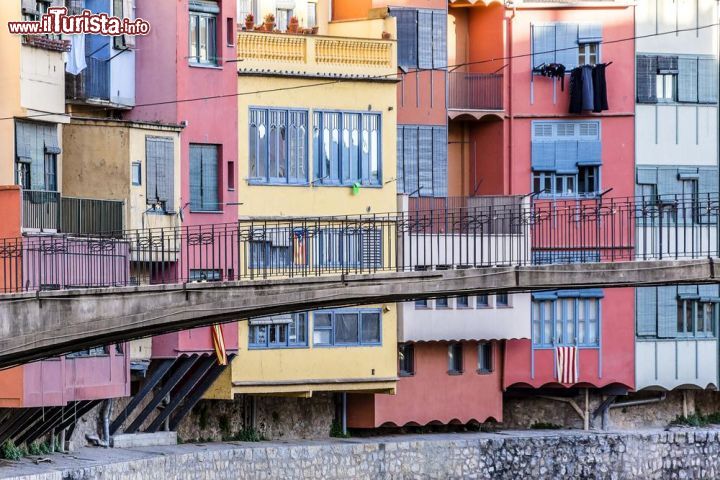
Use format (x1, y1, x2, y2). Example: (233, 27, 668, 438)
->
(293, 230, 306, 266)
(555, 346, 578, 384)
(212, 324, 227, 366)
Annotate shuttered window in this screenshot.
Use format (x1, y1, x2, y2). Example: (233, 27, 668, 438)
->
(638, 54, 717, 104)
(531, 290, 603, 348)
(397, 125, 447, 197)
(315, 229, 382, 269)
(189, 144, 219, 212)
(249, 108, 308, 185)
(533, 23, 602, 70)
(15, 121, 61, 192)
(390, 8, 447, 70)
(555, 23, 579, 69)
(146, 137, 175, 212)
(313, 111, 381, 186)
(636, 287, 657, 336)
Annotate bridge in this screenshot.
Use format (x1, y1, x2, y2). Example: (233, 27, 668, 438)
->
(1, 193, 719, 368)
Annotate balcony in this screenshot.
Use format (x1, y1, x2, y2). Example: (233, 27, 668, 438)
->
(22, 190, 125, 235)
(236, 32, 397, 79)
(448, 72, 504, 119)
(66, 56, 110, 102)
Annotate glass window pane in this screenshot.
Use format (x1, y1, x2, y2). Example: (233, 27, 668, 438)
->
(543, 301, 553, 344)
(532, 302, 541, 344)
(656, 75, 664, 99)
(361, 312, 381, 343)
(335, 313, 359, 343)
(665, 75, 674, 100)
(578, 300, 586, 344)
(565, 299, 576, 344)
(190, 15, 198, 60)
(314, 313, 332, 328)
(555, 301, 563, 344)
(313, 329, 331, 345)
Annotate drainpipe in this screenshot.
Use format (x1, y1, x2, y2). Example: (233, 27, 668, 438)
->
(506, 4, 516, 195)
(100, 398, 114, 447)
(609, 392, 667, 410)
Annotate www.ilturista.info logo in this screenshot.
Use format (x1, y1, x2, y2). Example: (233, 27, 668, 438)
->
(8, 7, 150, 36)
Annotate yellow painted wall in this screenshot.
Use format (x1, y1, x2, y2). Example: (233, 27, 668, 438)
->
(62, 120, 182, 231)
(237, 77, 397, 217)
(209, 305, 398, 399)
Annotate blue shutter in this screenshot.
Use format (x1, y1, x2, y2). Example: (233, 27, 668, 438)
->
(417, 10, 433, 70)
(657, 168, 682, 198)
(657, 286, 678, 338)
(555, 23, 579, 69)
(418, 127, 433, 196)
(392, 9, 417, 69)
(577, 141, 602, 166)
(636, 167, 658, 185)
(637, 56, 658, 104)
(30, 123, 46, 191)
(532, 25, 556, 69)
(699, 284, 719, 299)
(403, 127, 419, 196)
(636, 287, 657, 336)
(202, 146, 219, 211)
(578, 23, 602, 43)
(189, 145, 202, 211)
(698, 167, 718, 223)
(396, 126, 404, 194)
(432, 10, 447, 69)
(531, 142, 556, 171)
(432, 126, 448, 198)
(698, 58, 719, 104)
(555, 141, 579, 173)
(657, 56, 679, 73)
(678, 57, 698, 103)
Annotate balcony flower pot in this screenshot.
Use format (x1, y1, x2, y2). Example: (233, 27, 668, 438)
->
(311, 26, 319, 34)
(263, 13, 275, 32)
(244, 14, 255, 31)
(381, 31, 391, 40)
(287, 16, 299, 33)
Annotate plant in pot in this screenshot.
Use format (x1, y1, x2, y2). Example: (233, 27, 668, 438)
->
(244, 13, 254, 31)
(263, 13, 275, 32)
(287, 15, 299, 33)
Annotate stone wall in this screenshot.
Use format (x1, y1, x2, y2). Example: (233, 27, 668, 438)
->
(5, 429, 720, 479)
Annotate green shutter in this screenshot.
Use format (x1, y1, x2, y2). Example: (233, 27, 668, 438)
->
(636, 287, 657, 337)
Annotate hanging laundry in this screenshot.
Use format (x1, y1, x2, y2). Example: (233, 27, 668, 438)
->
(535, 63, 568, 91)
(569, 67, 584, 114)
(66, 34, 87, 75)
(581, 65, 594, 111)
(592, 63, 609, 112)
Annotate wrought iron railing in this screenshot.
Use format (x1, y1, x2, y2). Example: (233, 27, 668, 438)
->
(22, 190, 124, 235)
(2, 194, 719, 293)
(448, 72, 503, 111)
(65, 56, 110, 101)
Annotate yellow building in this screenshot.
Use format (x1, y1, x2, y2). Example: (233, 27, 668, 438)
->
(207, 16, 399, 401)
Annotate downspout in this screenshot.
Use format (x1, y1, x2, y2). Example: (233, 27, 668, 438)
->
(609, 392, 667, 410)
(507, 4, 516, 195)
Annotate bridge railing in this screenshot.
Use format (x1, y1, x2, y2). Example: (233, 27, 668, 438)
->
(0, 193, 718, 293)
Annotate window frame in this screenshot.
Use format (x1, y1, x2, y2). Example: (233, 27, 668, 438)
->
(249, 313, 309, 349)
(476, 294, 490, 308)
(131, 161, 142, 186)
(578, 42, 599, 66)
(312, 309, 383, 347)
(532, 167, 600, 197)
(435, 297, 449, 309)
(276, 8, 293, 31)
(532, 294, 601, 348)
(313, 110, 382, 187)
(447, 342, 463, 374)
(249, 107, 309, 185)
(189, 9, 218, 66)
(656, 73, 677, 103)
(398, 343, 415, 376)
(496, 293, 510, 308)
(677, 299, 717, 338)
(477, 341, 493, 374)
(456, 296, 470, 309)
(189, 143, 220, 212)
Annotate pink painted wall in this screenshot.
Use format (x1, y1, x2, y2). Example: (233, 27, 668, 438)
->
(504, 288, 635, 390)
(129, 0, 239, 356)
(397, 71, 448, 126)
(347, 341, 503, 428)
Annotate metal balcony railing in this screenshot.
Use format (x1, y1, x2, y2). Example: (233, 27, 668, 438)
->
(66, 56, 110, 102)
(448, 72, 503, 111)
(22, 190, 124, 235)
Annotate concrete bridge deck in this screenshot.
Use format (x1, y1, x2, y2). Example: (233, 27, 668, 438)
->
(0, 258, 717, 369)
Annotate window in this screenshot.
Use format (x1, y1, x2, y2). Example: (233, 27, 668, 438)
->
(636, 167, 717, 225)
(399, 343, 415, 376)
(656, 73, 677, 102)
(249, 313, 308, 348)
(436, 297, 449, 309)
(189, 269, 222, 281)
(146, 136, 175, 212)
(307, 2, 317, 27)
(532, 290, 602, 347)
(415, 298, 428, 309)
(237, 0, 259, 24)
(249, 241, 291, 269)
(389, 9, 446, 70)
(227, 161, 235, 190)
(67, 346, 109, 358)
(226, 18, 234, 45)
(312, 310, 382, 347)
(532, 121, 602, 197)
(189, 144, 219, 212)
(276, 8, 293, 31)
(315, 228, 382, 269)
(189, 1, 218, 65)
(477, 294, 489, 308)
(15, 121, 61, 192)
(112, 0, 135, 50)
(496, 294, 509, 307)
(638, 55, 718, 105)
(477, 342, 493, 374)
(578, 43, 598, 66)
(132, 162, 142, 186)
(448, 343, 463, 374)
(397, 125, 448, 197)
(457, 296, 470, 308)
(313, 111, 381, 186)
(249, 108, 308, 185)
(678, 299, 716, 337)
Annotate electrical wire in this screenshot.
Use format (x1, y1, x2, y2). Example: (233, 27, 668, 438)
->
(1, 22, 717, 122)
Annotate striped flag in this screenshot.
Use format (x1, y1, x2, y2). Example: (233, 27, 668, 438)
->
(293, 231, 306, 265)
(556, 346, 578, 384)
(211, 324, 227, 366)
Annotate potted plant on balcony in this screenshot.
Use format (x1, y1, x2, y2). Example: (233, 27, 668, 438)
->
(244, 13, 255, 31)
(263, 13, 275, 32)
(287, 15, 299, 33)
